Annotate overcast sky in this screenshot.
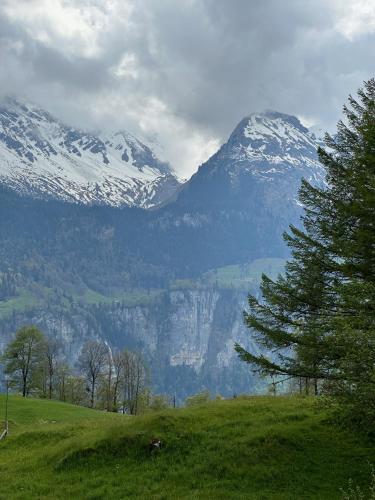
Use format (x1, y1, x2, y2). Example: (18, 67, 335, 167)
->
(0, 0, 374, 177)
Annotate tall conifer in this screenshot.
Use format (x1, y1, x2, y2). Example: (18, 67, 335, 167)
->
(236, 79, 375, 412)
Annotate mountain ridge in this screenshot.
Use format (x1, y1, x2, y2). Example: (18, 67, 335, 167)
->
(168, 109, 325, 218)
(0, 96, 180, 209)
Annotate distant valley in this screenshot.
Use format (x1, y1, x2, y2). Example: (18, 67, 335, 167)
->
(0, 100, 325, 398)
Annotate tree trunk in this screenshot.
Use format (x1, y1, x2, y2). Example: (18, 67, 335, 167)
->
(91, 377, 95, 408)
(107, 367, 112, 412)
(314, 378, 318, 396)
(305, 377, 309, 396)
(60, 375, 66, 401)
(22, 370, 27, 397)
(113, 380, 119, 412)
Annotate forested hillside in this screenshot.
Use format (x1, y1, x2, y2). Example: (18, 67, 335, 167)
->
(0, 110, 322, 396)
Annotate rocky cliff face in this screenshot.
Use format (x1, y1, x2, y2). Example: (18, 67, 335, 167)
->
(0, 287, 263, 399)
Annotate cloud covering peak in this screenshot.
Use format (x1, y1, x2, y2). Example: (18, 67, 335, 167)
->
(0, 0, 374, 176)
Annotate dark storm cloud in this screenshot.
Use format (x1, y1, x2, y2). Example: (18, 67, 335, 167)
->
(0, 0, 374, 175)
(130, 0, 373, 134)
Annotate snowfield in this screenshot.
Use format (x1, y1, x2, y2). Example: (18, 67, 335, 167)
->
(0, 97, 180, 208)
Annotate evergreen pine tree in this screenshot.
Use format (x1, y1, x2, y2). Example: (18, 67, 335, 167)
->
(236, 79, 375, 414)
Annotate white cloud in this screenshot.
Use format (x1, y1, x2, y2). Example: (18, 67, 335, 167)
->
(0, 0, 374, 177)
(1, 0, 132, 57)
(333, 0, 375, 40)
(111, 53, 139, 79)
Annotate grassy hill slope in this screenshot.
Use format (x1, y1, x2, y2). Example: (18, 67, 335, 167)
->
(0, 396, 373, 499)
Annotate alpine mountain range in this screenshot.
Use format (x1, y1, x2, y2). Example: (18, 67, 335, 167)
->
(0, 97, 325, 399)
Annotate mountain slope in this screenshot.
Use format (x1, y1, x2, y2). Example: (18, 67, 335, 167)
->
(149, 111, 326, 272)
(176, 110, 325, 210)
(0, 97, 180, 208)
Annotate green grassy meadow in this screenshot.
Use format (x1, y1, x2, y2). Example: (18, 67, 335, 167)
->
(0, 395, 373, 499)
(202, 258, 286, 289)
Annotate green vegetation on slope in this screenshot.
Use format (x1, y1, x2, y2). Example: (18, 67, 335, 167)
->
(170, 258, 286, 291)
(0, 286, 166, 321)
(203, 258, 286, 289)
(1, 395, 116, 428)
(0, 258, 284, 325)
(0, 289, 38, 320)
(0, 395, 373, 499)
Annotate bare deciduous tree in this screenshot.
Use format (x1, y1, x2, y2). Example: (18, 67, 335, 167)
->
(55, 361, 71, 402)
(44, 337, 61, 399)
(122, 351, 147, 415)
(111, 351, 125, 412)
(78, 340, 108, 408)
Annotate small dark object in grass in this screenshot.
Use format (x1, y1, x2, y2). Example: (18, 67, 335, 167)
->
(149, 438, 163, 453)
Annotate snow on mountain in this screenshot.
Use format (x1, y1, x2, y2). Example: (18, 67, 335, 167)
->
(219, 110, 326, 186)
(0, 97, 180, 208)
(173, 110, 326, 227)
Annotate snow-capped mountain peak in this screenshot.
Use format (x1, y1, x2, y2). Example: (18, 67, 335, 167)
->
(0, 97, 180, 208)
(175, 110, 326, 216)
(213, 110, 326, 186)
